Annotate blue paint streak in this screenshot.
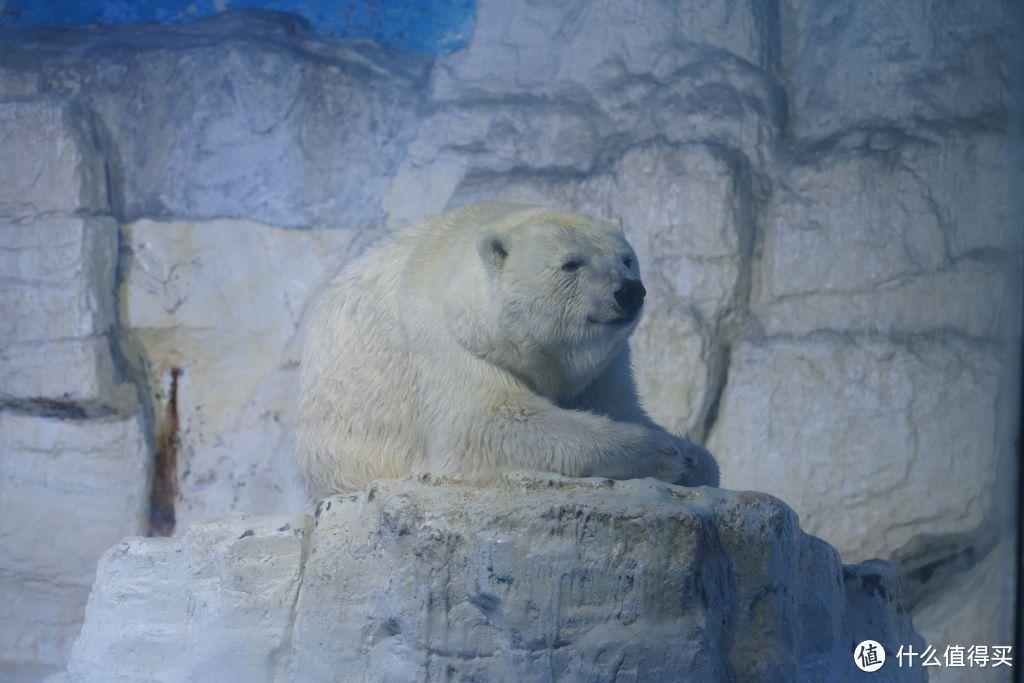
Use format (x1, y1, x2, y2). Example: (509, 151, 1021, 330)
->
(1, 0, 476, 53)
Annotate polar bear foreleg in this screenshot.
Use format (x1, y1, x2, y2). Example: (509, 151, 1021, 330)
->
(458, 395, 687, 482)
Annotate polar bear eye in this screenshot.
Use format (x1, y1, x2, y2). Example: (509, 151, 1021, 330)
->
(561, 259, 584, 272)
(622, 256, 633, 268)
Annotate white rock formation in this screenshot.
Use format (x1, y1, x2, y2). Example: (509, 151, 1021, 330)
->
(1, 14, 424, 230)
(0, 412, 149, 675)
(783, 0, 1014, 139)
(67, 474, 924, 682)
(913, 539, 1017, 683)
(0, 95, 147, 680)
(756, 134, 1018, 339)
(0, 216, 132, 412)
(0, 97, 133, 414)
(0, 99, 109, 220)
(119, 218, 383, 532)
(435, 0, 770, 89)
(708, 335, 1004, 563)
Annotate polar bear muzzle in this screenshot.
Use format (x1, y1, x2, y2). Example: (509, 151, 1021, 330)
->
(613, 279, 646, 317)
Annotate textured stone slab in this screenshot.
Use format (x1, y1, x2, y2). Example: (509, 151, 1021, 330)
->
(0, 581, 88, 681)
(783, 0, 1013, 138)
(758, 135, 1019, 339)
(0, 216, 117, 343)
(121, 218, 381, 532)
(67, 513, 309, 683)
(431, 0, 776, 99)
(0, 411, 149, 673)
(0, 98, 109, 219)
(913, 538, 1017, 683)
(0, 337, 130, 412)
(708, 335, 1003, 563)
(0, 216, 125, 410)
(67, 474, 923, 682)
(2, 14, 424, 229)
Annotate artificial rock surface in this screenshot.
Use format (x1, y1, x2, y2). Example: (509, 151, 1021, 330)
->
(119, 217, 384, 532)
(912, 539, 1016, 683)
(0, 13, 426, 230)
(0, 94, 145, 681)
(783, 0, 1014, 139)
(67, 474, 924, 682)
(0, 215, 129, 412)
(0, 98, 110, 219)
(708, 334, 1003, 563)
(0, 97, 132, 414)
(0, 411, 150, 676)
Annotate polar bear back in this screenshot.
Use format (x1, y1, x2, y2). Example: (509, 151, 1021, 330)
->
(296, 204, 545, 497)
(296, 230, 423, 497)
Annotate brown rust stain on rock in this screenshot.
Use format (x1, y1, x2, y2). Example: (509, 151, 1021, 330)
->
(150, 367, 181, 537)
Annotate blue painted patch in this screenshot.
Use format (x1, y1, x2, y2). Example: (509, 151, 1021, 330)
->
(0, 0, 476, 53)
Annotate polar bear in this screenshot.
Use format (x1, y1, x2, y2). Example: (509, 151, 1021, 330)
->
(296, 203, 719, 499)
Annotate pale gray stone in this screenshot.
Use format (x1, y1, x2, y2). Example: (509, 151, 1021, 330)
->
(0, 66, 41, 96)
(407, 101, 606, 178)
(67, 475, 924, 682)
(431, 0, 777, 99)
(757, 134, 1020, 339)
(0, 216, 128, 411)
(0, 99, 109, 219)
(764, 155, 945, 300)
(120, 218, 382, 532)
(631, 308, 709, 438)
(0, 583, 86, 682)
(1, 13, 425, 229)
(782, 0, 1015, 139)
(385, 0, 784, 231)
(0, 338, 133, 412)
(913, 538, 1016, 682)
(707, 335, 1004, 564)
(0, 411, 149, 673)
(758, 259, 1010, 341)
(67, 512, 309, 683)
(0, 217, 117, 344)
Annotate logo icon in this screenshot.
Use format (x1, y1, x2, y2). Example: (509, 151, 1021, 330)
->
(855, 640, 886, 672)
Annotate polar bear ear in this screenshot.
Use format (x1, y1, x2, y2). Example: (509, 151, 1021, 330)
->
(477, 231, 509, 273)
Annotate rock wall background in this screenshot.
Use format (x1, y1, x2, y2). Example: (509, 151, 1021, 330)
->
(0, 2, 1020, 680)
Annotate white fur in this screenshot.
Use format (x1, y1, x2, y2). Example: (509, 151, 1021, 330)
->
(296, 203, 719, 499)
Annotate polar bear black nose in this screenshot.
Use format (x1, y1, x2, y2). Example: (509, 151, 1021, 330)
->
(614, 279, 646, 315)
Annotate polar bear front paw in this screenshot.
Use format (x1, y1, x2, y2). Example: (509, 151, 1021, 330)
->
(641, 431, 720, 487)
(646, 429, 689, 483)
(672, 436, 720, 488)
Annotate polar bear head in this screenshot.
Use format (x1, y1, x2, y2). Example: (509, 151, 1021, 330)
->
(460, 207, 645, 399)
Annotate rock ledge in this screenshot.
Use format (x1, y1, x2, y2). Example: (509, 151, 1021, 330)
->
(67, 473, 923, 682)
